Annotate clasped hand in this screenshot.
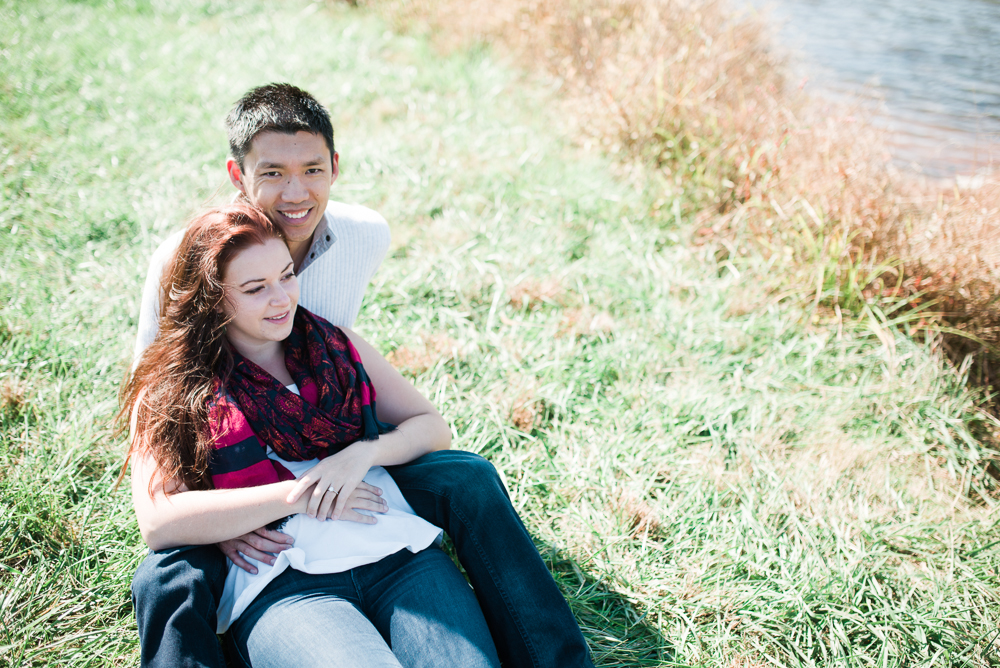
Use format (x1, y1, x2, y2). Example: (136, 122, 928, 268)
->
(218, 444, 384, 574)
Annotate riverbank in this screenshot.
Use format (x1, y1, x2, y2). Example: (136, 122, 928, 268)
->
(747, 0, 1000, 179)
(2, 0, 1000, 665)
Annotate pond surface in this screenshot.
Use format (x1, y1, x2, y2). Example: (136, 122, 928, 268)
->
(750, 0, 1000, 176)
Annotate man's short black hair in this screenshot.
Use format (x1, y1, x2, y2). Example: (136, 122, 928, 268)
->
(225, 83, 335, 169)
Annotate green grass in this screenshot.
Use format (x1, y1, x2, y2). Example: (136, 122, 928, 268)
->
(2, 0, 1000, 666)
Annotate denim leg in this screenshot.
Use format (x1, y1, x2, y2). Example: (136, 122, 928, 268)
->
(363, 547, 500, 668)
(131, 544, 228, 668)
(386, 451, 594, 668)
(228, 568, 402, 668)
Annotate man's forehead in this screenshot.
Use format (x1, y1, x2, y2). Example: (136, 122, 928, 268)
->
(245, 130, 331, 164)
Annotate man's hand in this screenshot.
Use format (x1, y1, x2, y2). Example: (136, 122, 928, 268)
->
(217, 527, 294, 575)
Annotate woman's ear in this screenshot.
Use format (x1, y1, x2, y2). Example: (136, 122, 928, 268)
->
(214, 291, 233, 315)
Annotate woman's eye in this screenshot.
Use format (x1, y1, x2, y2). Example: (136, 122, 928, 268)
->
(245, 287, 264, 295)
(281, 272, 295, 281)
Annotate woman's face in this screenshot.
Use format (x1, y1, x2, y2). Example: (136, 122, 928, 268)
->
(221, 238, 299, 351)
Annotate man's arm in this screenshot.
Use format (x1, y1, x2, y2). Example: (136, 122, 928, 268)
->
(133, 230, 183, 361)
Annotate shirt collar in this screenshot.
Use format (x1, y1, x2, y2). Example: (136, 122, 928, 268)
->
(229, 193, 337, 273)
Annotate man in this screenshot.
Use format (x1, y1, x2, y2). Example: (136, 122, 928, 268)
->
(130, 83, 593, 668)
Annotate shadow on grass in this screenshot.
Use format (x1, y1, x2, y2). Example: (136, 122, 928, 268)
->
(438, 532, 676, 667)
(537, 539, 677, 668)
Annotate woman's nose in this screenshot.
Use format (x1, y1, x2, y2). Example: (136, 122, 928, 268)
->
(271, 285, 292, 306)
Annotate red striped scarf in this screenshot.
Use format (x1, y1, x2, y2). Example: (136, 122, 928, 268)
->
(206, 308, 394, 490)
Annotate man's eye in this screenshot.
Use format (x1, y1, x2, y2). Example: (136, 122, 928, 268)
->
(281, 272, 295, 281)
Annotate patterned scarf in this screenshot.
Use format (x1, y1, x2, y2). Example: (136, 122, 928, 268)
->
(206, 308, 395, 490)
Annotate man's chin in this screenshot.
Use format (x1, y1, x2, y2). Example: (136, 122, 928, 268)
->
(282, 228, 316, 244)
(276, 217, 319, 242)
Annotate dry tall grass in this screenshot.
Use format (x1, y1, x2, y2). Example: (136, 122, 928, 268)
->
(893, 180, 1000, 385)
(362, 0, 1000, 395)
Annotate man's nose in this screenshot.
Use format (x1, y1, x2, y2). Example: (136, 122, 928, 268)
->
(282, 175, 308, 202)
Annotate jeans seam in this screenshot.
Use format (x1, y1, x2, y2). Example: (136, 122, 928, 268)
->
(232, 635, 252, 668)
(351, 566, 365, 614)
(404, 480, 542, 668)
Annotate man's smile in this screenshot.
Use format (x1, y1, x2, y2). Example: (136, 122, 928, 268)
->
(280, 209, 311, 221)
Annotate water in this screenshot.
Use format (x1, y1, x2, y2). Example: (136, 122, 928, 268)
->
(750, 0, 1000, 176)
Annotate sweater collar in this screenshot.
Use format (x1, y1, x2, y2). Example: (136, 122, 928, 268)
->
(297, 210, 337, 273)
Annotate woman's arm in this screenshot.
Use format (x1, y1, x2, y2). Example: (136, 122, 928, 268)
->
(129, 386, 391, 552)
(127, 394, 314, 551)
(130, 448, 308, 551)
(287, 327, 451, 520)
(132, 448, 386, 553)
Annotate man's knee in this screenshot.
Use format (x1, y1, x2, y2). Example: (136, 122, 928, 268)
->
(132, 544, 227, 613)
(416, 450, 508, 501)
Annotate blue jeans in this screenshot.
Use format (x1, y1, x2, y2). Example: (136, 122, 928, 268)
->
(132, 450, 593, 667)
(227, 547, 499, 668)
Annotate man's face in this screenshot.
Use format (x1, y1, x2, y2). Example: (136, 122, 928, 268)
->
(226, 131, 339, 249)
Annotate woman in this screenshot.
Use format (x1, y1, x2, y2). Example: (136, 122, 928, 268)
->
(120, 203, 501, 667)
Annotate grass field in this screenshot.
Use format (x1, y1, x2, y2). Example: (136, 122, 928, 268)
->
(2, 0, 1000, 666)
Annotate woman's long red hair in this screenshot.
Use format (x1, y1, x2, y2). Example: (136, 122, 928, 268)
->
(116, 203, 285, 492)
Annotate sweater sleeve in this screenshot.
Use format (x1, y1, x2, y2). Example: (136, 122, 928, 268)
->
(133, 230, 184, 363)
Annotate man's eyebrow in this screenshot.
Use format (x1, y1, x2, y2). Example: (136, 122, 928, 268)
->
(237, 262, 294, 287)
(255, 157, 327, 170)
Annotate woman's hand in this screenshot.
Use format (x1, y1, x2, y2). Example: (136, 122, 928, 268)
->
(286, 443, 378, 520)
(220, 482, 388, 573)
(328, 482, 388, 523)
(282, 326, 455, 523)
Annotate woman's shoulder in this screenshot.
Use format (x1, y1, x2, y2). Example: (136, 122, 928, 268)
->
(295, 306, 344, 334)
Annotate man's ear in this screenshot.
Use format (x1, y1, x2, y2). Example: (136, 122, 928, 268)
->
(330, 151, 340, 186)
(227, 158, 248, 194)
